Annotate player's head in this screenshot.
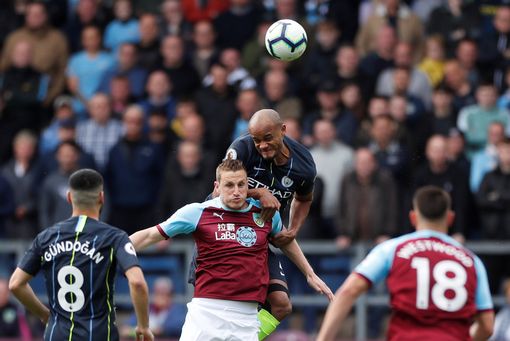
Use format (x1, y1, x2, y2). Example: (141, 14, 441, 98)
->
(214, 159, 248, 210)
(410, 186, 454, 231)
(67, 169, 104, 211)
(248, 109, 285, 161)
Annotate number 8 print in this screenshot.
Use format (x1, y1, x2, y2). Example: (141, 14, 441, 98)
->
(57, 265, 85, 312)
(411, 257, 468, 312)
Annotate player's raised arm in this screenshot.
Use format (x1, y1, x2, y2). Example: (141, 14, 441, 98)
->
(130, 226, 166, 251)
(279, 239, 334, 301)
(316, 273, 370, 341)
(125, 267, 154, 341)
(9, 268, 50, 324)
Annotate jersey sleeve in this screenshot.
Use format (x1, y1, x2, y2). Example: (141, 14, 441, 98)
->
(158, 203, 204, 238)
(270, 211, 283, 236)
(354, 240, 396, 285)
(224, 136, 250, 162)
(114, 232, 140, 272)
(296, 164, 317, 197)
(18, 236, 43, 276)
(473, 256, 494, 311)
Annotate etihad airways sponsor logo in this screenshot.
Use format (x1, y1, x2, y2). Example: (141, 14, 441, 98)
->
(248, 177, 293, 199)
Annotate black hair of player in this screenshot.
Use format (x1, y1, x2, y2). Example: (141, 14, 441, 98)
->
(69, 169, 104, 192)
(413, 186, 451, 220)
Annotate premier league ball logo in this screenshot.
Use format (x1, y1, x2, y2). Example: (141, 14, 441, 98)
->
(236, 226, 257, 247)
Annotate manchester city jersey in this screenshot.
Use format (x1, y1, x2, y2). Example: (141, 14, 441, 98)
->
(18, 215, 140, 341)
(225, 134, 317, 212)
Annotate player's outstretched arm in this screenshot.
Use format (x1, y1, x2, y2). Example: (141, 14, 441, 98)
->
(272, 193, 312, 247)
(125, 266, 154, 341)
(316, 273, 370, 341)
(9, 268, 50, 324)
(130, 226, 166, 251)
(471, 310, 494, 341)
(279, 240, 334, 301)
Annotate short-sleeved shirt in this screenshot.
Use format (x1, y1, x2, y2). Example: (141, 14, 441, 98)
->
(225, 134, 316, 212)
(355, 230, 493, 341)
(157, 197, 283, 304)
(18, 215, 139, 341)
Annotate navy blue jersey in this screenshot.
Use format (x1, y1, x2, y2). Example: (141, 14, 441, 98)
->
(226, 134, 316, 212)
(18, 215, 139, 341)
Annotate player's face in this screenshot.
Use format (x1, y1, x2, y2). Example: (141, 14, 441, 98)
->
(250, 123, 285, 160)
(216, 170, 248, 210)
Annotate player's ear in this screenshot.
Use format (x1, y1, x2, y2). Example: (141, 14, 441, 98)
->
(446, 210, 455, 227)
(213, 180, 219, 193)
(281, 123, 286, 136)
(66, 190, 72, 204)
(98, 191, 104, 206)
(409, 210, 417, 227)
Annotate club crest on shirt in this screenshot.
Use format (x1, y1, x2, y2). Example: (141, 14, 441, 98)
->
(252, 213, 265, 227)
(225, 148, 237, 160)
(236, 226, 257, 247)
(281, 176, 294, 188)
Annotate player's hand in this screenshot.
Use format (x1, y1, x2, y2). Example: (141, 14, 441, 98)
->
(306, 272, 335, 301)
(258, 188, 280, 221)
(270, 228, 296, 247)
(135, 326, 154, 341)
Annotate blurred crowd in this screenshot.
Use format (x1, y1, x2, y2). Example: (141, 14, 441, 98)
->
(2, 0, 510, 337)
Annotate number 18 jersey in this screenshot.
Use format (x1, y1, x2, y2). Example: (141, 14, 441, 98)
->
(355, 230, 493, 341)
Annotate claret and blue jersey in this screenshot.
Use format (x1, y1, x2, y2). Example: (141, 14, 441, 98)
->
(226, 134, 317, 212)
(18, 215, 140, 341)
(157, 197, 283, 304)
(354, 229, 493, 341)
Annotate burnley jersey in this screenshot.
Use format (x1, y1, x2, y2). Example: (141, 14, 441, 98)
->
(18, 215, 140, 341)
(355, 230, 493, 341)
(157, 197, 283, 304)
(226, 134, 316, 212)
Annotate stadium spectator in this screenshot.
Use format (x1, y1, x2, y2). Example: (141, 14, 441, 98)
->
(159, 141, 215, 218)
(214, 0, 261, 50)
(242, 20, 272, 79)
(446, 128, 470, 176)
(65, 0, 109, 53)
(139, 70, 176, 122)
(1, 131, 39, 239)
(491, 278, 510, 340)
(38, 141, 80, 228)
(195, 63, 237, 159)
(108, 75, 135, 119)
(335, 148, 397, 249)
(100, 43, 147, 99)
(479, 5, 510, 90)
(204, 47, 256, 90)
(333, 44, 366, 93)
(0, 1, 68, 104)
(376, 42, 432, 109)
(76, 94, 123, 171)
(157, 35, 201, 99)
(418, 35, 446, 88)
(412, 135, 471, 240)
(471, 122, 506, 193)
(181, 0, 229, 24)
(190, 20, 219, 79)
(302, 81, 357, 147)
(457, 82, 510, 156)
(0, 40, 49, 162)
(355, 0, 424, 58)
(147, 111, 172, 154)
(103, 0, 140, 52)
(310, 120, 354, 236)
(136, 13, 161, 70)
(66, 25, 116, 118)
(105, 105, 164, 235)
(121, 277, 186, 338)
(443, 59, 476, 113)
(39, 95, 75, 155)
(456, 38, 480, 89)
(426, 0, 481, 57)
(231, 88, 262, 141)
(476, 138, 510, 292)
(0, 278, 31, 339)
(261, 69, 303, 120)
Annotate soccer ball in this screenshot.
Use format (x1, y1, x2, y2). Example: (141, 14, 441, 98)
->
(265, 19, 307, 61)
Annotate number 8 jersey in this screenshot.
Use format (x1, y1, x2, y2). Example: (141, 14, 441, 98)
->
(18, 215, 140, 341)
(355, 230, 493, 341)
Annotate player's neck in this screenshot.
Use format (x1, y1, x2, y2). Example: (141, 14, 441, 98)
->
(274, 143, 290, 166)
(72, 209, 100, 220)
(416, 223, 447, 234)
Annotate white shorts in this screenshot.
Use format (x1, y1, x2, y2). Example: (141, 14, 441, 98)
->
(179, 298, 260, 341)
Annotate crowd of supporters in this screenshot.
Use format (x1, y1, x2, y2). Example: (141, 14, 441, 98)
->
(1, 0, 510, 337)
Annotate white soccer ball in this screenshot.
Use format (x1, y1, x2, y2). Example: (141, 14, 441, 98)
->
(265, 19, 307, 62)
